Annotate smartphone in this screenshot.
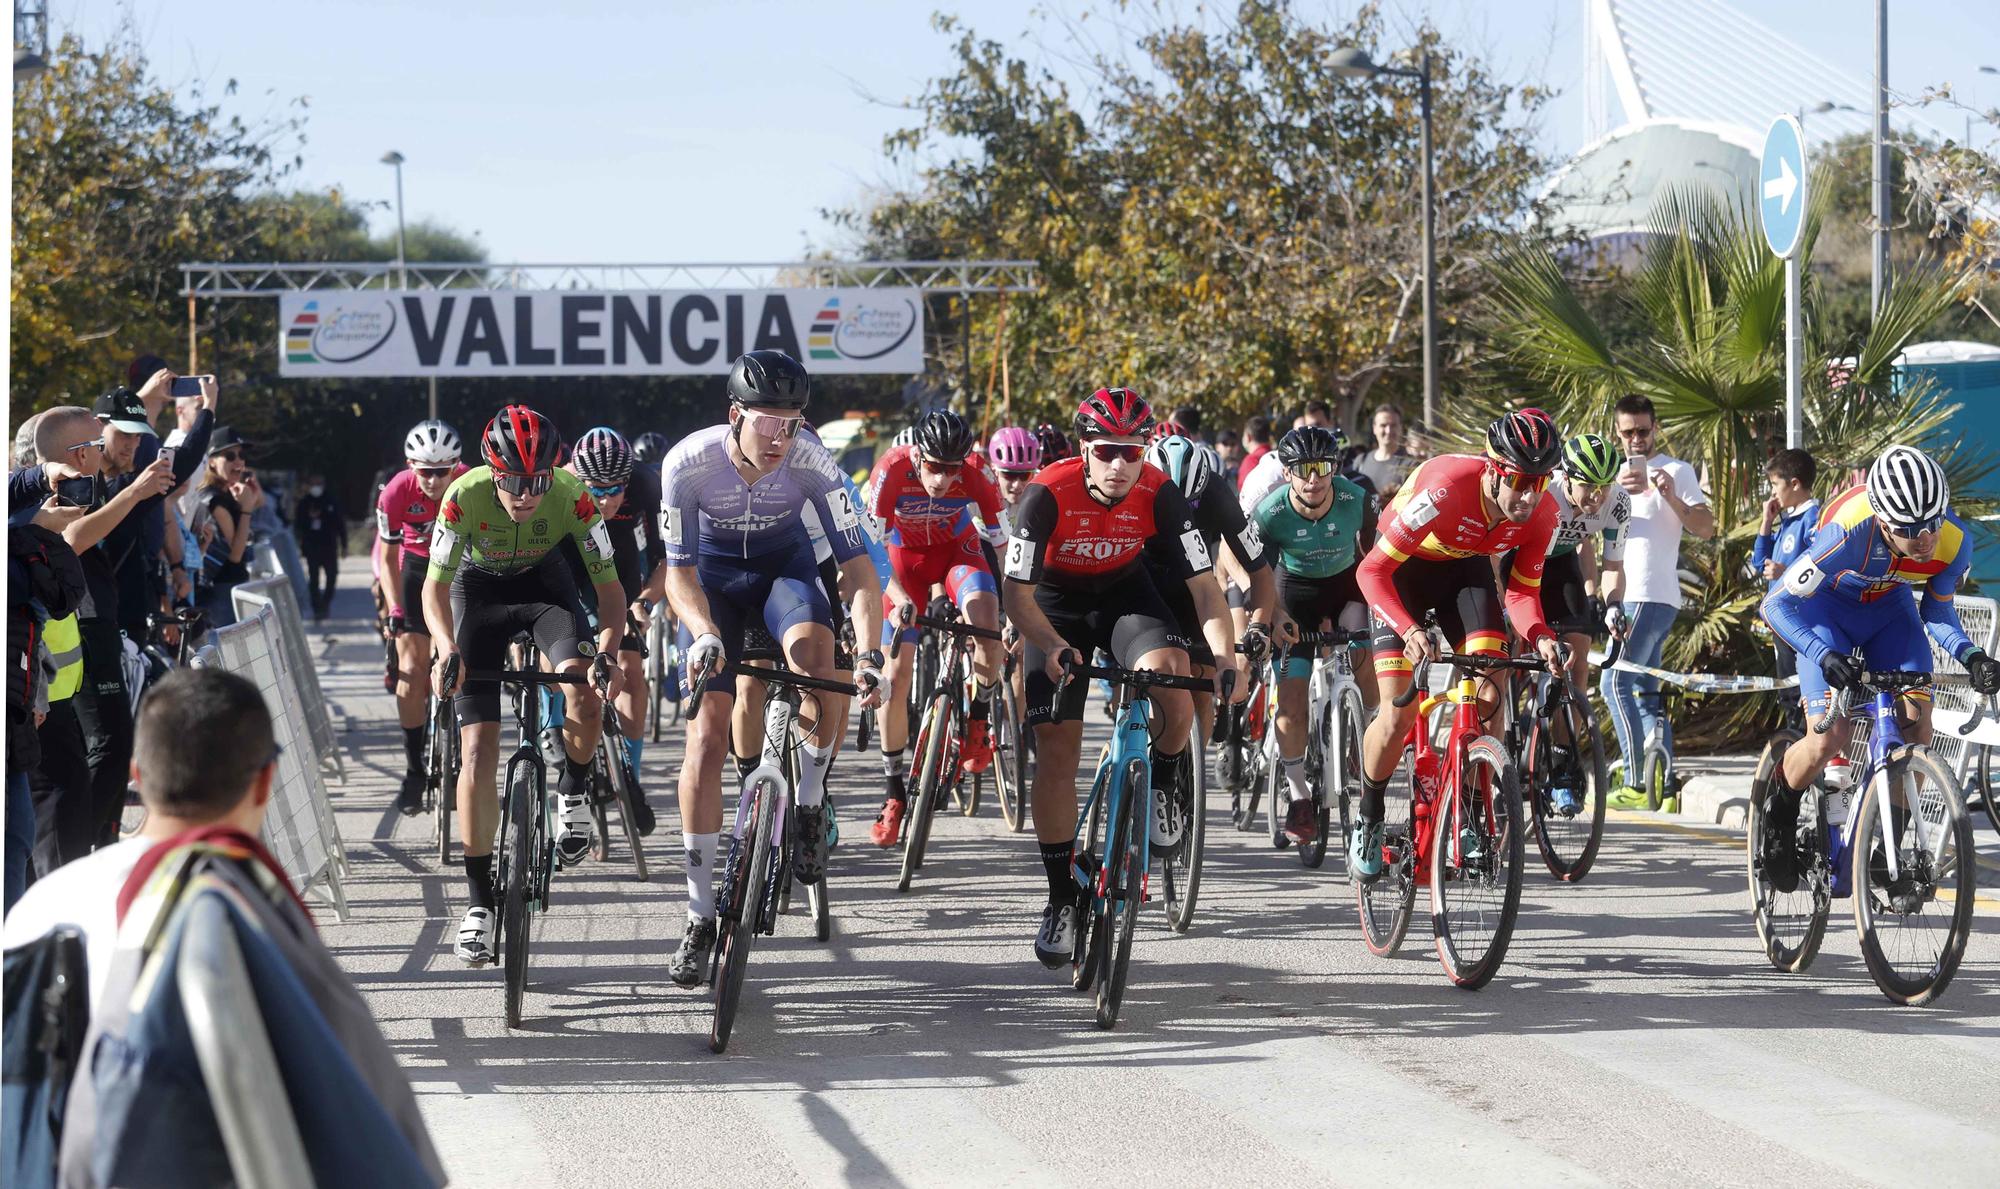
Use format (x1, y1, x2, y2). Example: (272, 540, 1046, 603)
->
(169, 375, 208, 399)
(54, 476, 98, 508)
(158, 446, 177, 472)
(1624, 453, 1650, 490)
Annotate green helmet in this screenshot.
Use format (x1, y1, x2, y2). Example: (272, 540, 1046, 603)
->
(1563, 433, 1621, 486)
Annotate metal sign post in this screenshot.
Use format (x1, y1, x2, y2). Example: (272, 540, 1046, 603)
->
(1759, 115, 1809, 448)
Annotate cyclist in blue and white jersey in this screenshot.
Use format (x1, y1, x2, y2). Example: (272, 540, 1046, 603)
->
(659, 349, 890, 986)
(1760, 445, 2000, 886)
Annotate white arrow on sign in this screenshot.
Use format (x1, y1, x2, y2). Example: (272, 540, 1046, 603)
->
(1764, 157, 1799, 213)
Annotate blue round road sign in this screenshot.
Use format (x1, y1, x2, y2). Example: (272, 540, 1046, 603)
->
(1760, 114, 1808, 259)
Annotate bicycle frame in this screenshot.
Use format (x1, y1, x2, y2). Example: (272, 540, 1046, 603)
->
(722, 684, 802, 933)
(1403, 672, 1487, 873)
(1072, 688, 1155, 905)
(1819, 689, 1923, 895)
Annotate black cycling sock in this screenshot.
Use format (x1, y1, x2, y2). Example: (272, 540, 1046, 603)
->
(882, 748, 906, 780)
(1149, 746, 1184, 795)
(560, 755, 590, 799)
(465, 854, 495, 911)
(1040, 840, 1075, 905)
(402, 725, 426, 773)
(1359, 774, 1388, 823)
(970, 681, 993, 722)
(734, 753, 757, 783)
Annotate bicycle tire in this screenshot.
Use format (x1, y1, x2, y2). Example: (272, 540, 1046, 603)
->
(897, 697, 949, 891)
(431, 700, 456, 867)
(1300, 692, 1333, 869)
(500, 756, 537, 1028)
(1851, 747, 1975, 1006)
(996, 678, 1027, 832)
(710, 781, 772, 1053)
(1073, 766, 1108, 993)
(1164, 726, 1205, 932)
(1266, 729, 1290, 850)
(856, 706, 874, 754)
(1221, 702, 1248, 827)
(1331, 689, 1364, 876)
(1430, 736, 1524, 989)
(1643, 742, 1671, 811)
(1527, 690, 1609, 882)
(1357, 753, 1417, 956)
(1097, 757, 1148, 1030)
(607, 743, 649, 882)
(1974, 744, 2000, 834)
(1746, 730, 1827, 973)
(589, 748, 614, 864)
(807, 826, 831, 943)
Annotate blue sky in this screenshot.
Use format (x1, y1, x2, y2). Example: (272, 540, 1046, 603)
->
(43, 0, 2000, 262)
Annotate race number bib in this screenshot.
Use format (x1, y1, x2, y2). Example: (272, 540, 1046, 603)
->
(1004, 536, 1035, 581)
(585, 520, 613, 557)
(826, 487, 861, 534)
(662, 507, 684, 547)
(376, 508, 399, 542)
(429, 518, 457, 558)
(1236, 519, 1264, 557)
(1180, 529, 1214, 572)
(1398, 488, 1442, 530)
(1781, 555, 1826, 596)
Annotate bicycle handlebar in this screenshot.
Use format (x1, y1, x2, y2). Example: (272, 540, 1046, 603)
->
(1958, 694, 2000, 737)
(914, 612, 1005, 642)
(1392, 645, 1562, 708)
(1813, 670, 1934, 735)
(462, 668, 587, 686)
(1058, 661, 1219, 695)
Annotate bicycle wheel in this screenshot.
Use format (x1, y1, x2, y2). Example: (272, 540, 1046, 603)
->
(1851, 747, 1975, 1006)
(1973, 744, 2000, 834)
(1163, 728, 1205, 932)
(897, 697, 949, 891)
(710, 781, 772, 1053)
(500, 757, 537, 1028)
(1330, 689, 1364, 875)
(1527, 690, 1609, 882)
(1356, 754, 1417, 956)
(1299, 695, 1333, 869)
(1097, 758, 1148, 1030)
(1073, 761, 1109, 993)
(1266, 729, 1290, 850)
(1220, 703, 1248, 827)
(1643, 741, 1671, 811)
(1430, 736, 1524, 989)
(996, 678, 1026, 832)
(807, 810, 832, 943)
(589, 746, 614, 864)
(1746, 731, 1827, 973)
(607, 742, 649, 881)
(430, 701, 456, 867)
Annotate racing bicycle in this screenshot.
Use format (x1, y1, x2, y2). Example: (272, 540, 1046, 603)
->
(1506, 629, 1620, 882)
(1256, 629, 1371, 868)
(895, 608, 1005, 890)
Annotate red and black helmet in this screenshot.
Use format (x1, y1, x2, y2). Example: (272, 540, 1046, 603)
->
(1485, 409, 1560, 475)
(483, 405, 561, 476)
(1074, 387, 1154, 442)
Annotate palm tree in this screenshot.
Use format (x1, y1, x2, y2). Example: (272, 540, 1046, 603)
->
(1460, 176, 1985, 739)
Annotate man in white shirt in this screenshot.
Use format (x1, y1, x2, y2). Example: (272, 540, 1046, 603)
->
(1603, 394, 1714, 809)
(2, 666, 275, 1011)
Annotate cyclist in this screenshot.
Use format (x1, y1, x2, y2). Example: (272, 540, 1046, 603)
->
(660, 350, 888, 987)
(426, 407, 626, 965)
(1348, 411, 1565, 877)
(1759, 445, 2000, 885)
(1141, 432, 1279, 745)
(865, 409, 1009, 845)
(632, 431, 669, 474)
(988, 426, 1043, 509)
(378, 420, 467, 815)
(1033, 423, 1074, 466)
(564, 426, 661, 834)
(1003, 387, 1239, 967)
(1252, 426, 1374, 844)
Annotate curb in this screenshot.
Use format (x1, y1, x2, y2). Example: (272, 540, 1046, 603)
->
(1676, 774, 1748, 831)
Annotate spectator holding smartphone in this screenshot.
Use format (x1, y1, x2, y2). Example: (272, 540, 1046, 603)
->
(93, 385, 211, 644)
(1604, 394, 1715, 809)
(194, 427, 262, 628)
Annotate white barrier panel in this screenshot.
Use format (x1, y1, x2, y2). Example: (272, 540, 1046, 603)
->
(196, 609, 350, 920)
(234, 576, 344, 783)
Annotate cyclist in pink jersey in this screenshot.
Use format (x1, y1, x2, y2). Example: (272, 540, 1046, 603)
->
(379, 420, 469, 813)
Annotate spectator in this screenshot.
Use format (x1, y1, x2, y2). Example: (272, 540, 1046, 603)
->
(92, 384, 210, 643)
(295, 472, 347, 621)
(1752, 448, 1819, 726)
(1212, 428, 1242, 487)
(9, 407, 175, 862)
(1352, 403, 1419, 500)
(1604, 393, 1715, 808)
(193, 427, 264, 628)
(5, 507, 87, 910)
(1237, 415, 1273, 487)
(1300, 400, 1333, 429)
(1170, 405, 1205, 441)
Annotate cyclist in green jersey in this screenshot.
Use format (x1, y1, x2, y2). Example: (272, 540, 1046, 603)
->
(1253, 427, 1373, 844)
(1530, 433, 1629, 695)
(425, 406, 627, 966)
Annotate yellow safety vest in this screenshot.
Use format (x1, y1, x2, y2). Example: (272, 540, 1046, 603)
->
(43, 612, 82, 702)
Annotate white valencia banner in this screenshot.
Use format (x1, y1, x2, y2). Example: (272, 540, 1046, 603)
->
(279, 288, 925, 377)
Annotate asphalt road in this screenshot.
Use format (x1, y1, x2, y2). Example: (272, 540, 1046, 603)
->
(302, 562, 2000, 1188)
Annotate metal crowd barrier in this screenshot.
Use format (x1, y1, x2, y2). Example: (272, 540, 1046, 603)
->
(1842, 596, 1997, 783)
(194, 607, 350, 920)
(234, 576, 346, 786)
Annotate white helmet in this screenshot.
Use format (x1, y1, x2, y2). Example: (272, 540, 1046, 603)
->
(1143, 433, 1216, 501)
(892, 426, 918, 450)
(404, 419, 462, 466)
(1867, 444, 1949, 529)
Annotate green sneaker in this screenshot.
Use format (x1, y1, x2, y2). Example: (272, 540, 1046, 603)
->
(1608, 785, 1650, 810)
(1660, 795, 1681, 814)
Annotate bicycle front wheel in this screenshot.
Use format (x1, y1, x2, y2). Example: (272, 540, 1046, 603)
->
(1073, 760, 1109, 993)
(1430, 737, 1524, 989)
(1164, 726, 1205, 932)
(897, 697, 950, 891)
(431, 702, 456, 867)
(711, 782, 773, 1053)
(1851, 747, 1975, 1006)
(996, 678, 1027, 832)
(607, 741, 649, 881)
(1527, 690, 1608, 882)
(1330, 689, 1364, 875)
(500, 758, 537, 1028)
(1973, 744, 2000, 834)
(1097, 758, 1148, 1030)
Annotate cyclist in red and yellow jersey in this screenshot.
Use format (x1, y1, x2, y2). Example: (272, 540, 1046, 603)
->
(1348, 411, 1566, 877)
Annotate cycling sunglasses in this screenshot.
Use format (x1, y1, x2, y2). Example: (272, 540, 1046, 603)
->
(494, 470, 554, 497)
(1088, 443, 1144, 464)
(413, 465, 454, 479)
(1495, 467, 1552, 494)
(588, 482, 626, 500)
(918, 456, 963, 474)
(1286, 460, 1334, 480)
(1886, 514, 1944, 538)
(997, 469, 1035, 482)
(740, 409, 803, 438)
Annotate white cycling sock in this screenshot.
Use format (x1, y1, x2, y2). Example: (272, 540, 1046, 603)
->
(683, 830, 719, 920)
(1281, 754, 1310, 803)
(796, 739, 835, 808)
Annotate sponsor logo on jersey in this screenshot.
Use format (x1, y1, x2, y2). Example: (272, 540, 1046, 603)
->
(442, 499, 462, 524)
(574, 492, 597, 521)
(532, 519, 549, 537)
(406, 501, 427, 516)
(1055, 537, 1142, 564)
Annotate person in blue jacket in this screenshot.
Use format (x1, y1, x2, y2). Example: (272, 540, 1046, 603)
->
(1751, 448, 1820, 725)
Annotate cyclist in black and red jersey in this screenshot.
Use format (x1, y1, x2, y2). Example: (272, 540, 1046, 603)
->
(1003, 387, 1244, 967)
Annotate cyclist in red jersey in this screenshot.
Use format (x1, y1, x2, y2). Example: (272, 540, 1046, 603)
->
(1348, 411, 1566, 878)
(378, 419, 468, 814)
(1003, 387, 1244, 967)
(865, 409, 1009, 845)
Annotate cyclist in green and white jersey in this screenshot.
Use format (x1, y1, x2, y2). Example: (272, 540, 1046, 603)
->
(1533, 433, 1629, 694)
(1252, 426, 1373, 844)
(425, 406, 627, 965)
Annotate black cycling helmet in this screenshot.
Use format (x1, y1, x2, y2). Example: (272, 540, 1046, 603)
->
(1276, 425, 1342, 467)
(1485, 409, 1561, 475)
(1035, 423, 1075, 464)
(726, 349, 810, 410)
(632, 431, 669, 465)
(913, 409, 975, 463)
(482, 405, 561, 475)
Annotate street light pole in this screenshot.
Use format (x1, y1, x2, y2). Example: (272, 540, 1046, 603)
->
(1329, 43, 1440, 432)
(1872, 0, 1890, 317)
(382, 150, 432, 418)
